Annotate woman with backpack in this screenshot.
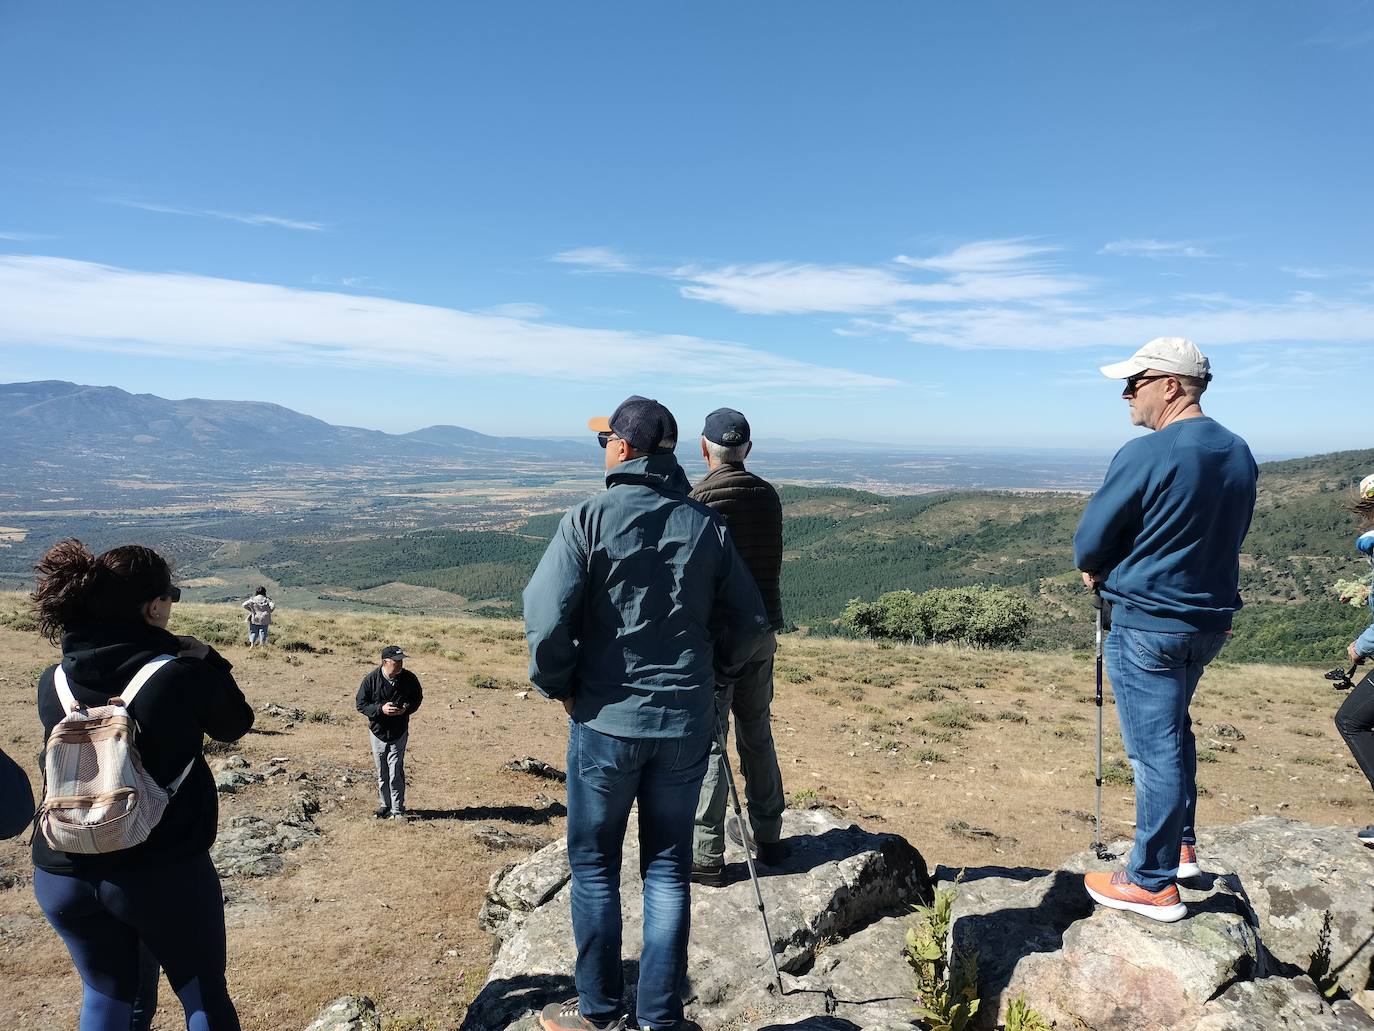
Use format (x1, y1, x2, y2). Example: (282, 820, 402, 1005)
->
(30, 539, 254, 1030)
(241, 586, 274, 647)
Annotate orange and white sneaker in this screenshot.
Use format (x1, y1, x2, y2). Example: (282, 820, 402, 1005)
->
(1176, 843, 1201, 879)
(1084, 870, 1187, 922)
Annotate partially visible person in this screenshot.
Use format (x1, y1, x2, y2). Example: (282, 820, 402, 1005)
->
(355, 645, 423, 820)
(1074, 337, 1257, 922)
(524, 395, 769, 1031)
(689, 407, 788, 886)
(241, 586, 275, 647)
(30, 539, 254, 1030)
(1336, 472, 1374, 848)
(0, 744, 35, 839)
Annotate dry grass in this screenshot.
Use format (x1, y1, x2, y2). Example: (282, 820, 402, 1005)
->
(0, 598, 1365, 1029)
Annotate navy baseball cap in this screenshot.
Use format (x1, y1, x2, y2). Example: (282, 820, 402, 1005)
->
(702, 408, 750, 447)
(588, 395, 678, 453)
(380, 645, 407, 660)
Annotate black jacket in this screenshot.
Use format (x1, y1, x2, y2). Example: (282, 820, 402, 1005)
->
(0, 746, 35, 840)
(691, 463, 785, 630)
(33, 622, 254, 873)
(356, 667, 423, 742)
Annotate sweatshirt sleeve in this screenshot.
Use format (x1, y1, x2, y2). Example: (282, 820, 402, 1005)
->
(1357, 596, 1374, 659)
(710, 525, 771, 678)
(188, 648, 255, 742)
(1074, 444, 1148, 575)
(523, 512, 590, 701)
(356, 672, 381, 718)
(406, 671, 422, 714)
(0, 745, 36, 840)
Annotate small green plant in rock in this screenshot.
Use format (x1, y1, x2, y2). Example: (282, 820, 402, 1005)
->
(905, 885, 979, 1031)
(1004, 993, 1052, 1031)
(1307, 909, 1340, 1001)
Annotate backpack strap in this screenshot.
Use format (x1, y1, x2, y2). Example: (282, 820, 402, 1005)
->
(117, 654, 178, 707)
(52, 666, 79, 713)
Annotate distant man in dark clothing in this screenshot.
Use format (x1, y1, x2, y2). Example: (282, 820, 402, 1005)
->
(689, 407, 788, 885)
(1074, 337, 1257, 923)
(355, 645, 423, 819)
(524, 395, 769, 1031)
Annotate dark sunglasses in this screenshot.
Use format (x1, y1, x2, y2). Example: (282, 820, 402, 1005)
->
(1122, 373, 1171, 396)
(597, 431, 619, 449)
(160, 586, 182, 602)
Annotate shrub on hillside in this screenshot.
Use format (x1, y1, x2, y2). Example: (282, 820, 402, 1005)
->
(842, 586, 1032, 648)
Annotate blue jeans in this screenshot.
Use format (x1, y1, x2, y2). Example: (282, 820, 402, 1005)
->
(248, 624, 267, 645)
(33, 851, 239, 1030)
(1105, 625, 1229, 892)
(566, 720, 709, 1029)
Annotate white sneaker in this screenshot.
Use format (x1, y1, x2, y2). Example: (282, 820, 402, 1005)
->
(1176, 843, 1201, 879)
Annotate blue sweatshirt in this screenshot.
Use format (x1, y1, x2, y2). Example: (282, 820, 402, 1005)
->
(1074, 417, 1258, 633)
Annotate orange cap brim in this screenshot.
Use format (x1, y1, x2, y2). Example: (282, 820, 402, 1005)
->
(587, 416, 612, 433)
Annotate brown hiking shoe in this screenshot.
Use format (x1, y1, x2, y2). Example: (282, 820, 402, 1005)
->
(1084, 870, 1187, 922)
(538, 998, 626, 1031)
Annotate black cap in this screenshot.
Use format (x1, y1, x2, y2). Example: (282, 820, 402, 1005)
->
(380, 645, 407, 660)
(589, 395, 678, 453)
(702, 407, 750, 447)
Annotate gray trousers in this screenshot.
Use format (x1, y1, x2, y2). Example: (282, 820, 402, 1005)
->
(369, 730, 408, 812)
(693, 634, 785, 865)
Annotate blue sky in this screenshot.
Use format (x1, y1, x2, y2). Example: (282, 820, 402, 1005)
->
(2, 2, 1372, 453)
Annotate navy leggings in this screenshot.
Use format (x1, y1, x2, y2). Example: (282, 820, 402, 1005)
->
(33, 851, 239, 1031)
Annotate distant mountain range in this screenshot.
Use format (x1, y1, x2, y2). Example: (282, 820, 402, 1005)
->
(0, 380, 594, 487)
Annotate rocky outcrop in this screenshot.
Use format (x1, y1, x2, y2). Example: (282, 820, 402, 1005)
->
(211, 790, 321, 878)
(945, 818, 1374, 1031)
(301, 995, 381, 1031)
(1199, 818, 1374, 997)
(463, 808, 932, 1030)
(461, 814, 1373, 1031)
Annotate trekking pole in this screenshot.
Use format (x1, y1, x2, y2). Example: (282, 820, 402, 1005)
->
(1091, 590, 1111, 861)
(714, 713, 785, 995)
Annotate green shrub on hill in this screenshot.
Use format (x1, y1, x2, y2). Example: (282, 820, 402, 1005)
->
(842, 586, 1032, 648)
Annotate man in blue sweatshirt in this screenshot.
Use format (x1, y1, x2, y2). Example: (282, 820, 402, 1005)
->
(1074, 337, 1257, 922)
(525, 395, 769, 1031)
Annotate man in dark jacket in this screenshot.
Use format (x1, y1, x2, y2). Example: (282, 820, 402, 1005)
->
(689, 407, 787, 885)
(524, 395, 769, 1031)
(355, 645, 423, 819)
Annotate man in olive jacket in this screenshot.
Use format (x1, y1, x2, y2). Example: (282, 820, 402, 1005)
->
(689, 407, 787, 885)
(524, 395, 769, 1031)
(355, 645, 423, 819)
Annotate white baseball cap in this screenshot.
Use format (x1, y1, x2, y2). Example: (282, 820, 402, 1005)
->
(1100, 336, 1212, 381)
(1360, 473, 1374, 500)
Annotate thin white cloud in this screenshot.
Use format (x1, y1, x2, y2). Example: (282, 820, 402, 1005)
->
(550, 246, 637, 273)
(110, 199, 325, 232)
(554, 238, 1083, 316)
(865, 293, 1374, 352)
(0, 255, 897, 393)
(0, 231, 53, 242)
(1100, 239, 1215, 259)
(1281, 264, 1374, 280)
(484, 302, 549, 319)
(893, 238, 1059, 273)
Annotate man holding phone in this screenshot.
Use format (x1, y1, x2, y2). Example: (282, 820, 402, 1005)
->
(356, 645, 423, 819)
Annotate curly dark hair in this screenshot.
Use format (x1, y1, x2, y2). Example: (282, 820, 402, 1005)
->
(31, 539, 173, 643)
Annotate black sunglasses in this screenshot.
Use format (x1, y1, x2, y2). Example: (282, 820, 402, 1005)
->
(597, 431, 618, 449)
(160, 586, 182, 602)
(1123, 373, 1171, 396)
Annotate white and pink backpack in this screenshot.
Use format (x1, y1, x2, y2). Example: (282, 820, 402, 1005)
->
(37, 655, 194, 854)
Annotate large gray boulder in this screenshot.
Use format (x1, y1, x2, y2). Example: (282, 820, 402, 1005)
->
(946, 849, 1262, 1031)
(1198, 818, 1374, 997)
(1194, 975, 1374, 1030)
(462, 808, 932, 1031)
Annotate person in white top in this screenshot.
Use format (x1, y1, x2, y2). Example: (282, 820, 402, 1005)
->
(242, 587, 275, 647)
